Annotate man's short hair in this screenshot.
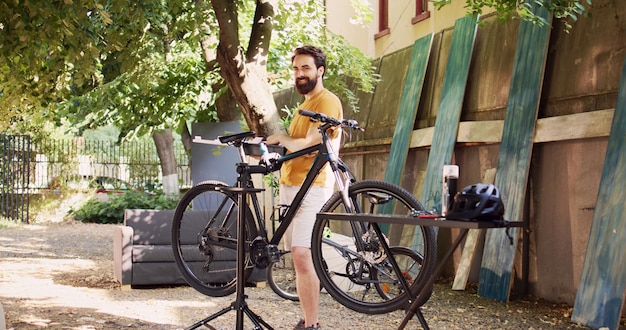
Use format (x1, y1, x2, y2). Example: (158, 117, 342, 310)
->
(292, 45, 327, 75)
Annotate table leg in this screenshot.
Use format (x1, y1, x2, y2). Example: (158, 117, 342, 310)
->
(398, 228, 471, 329)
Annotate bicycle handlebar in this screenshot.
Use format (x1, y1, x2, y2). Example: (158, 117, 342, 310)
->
(298, 110, 364, 131)
(212, 110, 362, 175)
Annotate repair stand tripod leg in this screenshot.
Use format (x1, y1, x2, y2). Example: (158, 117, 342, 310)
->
(398, 228, 470, 330)
(184, 298, 273, 330)
(184, 190, 273, 330)
(411, 306, 430, 330)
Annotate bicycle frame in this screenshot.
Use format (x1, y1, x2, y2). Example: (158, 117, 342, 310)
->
(230, 123, 413, 298)
(231, 122, 354, 248)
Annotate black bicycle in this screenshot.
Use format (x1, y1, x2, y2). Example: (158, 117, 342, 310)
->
(171, 110, 437, 314)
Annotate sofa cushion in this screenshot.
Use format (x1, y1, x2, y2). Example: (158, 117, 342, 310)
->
(124, 209, 175, 245)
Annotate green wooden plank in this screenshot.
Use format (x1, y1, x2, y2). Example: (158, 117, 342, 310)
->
(383, 34, 433, 186)
(478, 5, 552, 302)
(419, 15, 478, 213)
(571, 58, 626, 330)
(409, 16, 477, 251)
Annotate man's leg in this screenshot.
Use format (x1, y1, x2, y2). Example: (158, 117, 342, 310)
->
(292, 246, 319, 327)
(284, 185, 332, 328)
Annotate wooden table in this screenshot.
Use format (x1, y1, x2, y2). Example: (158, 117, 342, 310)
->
(316, 212, 525, 330)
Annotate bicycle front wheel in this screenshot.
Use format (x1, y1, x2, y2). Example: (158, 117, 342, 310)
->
(171, 180, 258, 297)
(311, 180, 437, 314)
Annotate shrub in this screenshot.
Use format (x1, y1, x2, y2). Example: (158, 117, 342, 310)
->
(69, 191, 180, 224)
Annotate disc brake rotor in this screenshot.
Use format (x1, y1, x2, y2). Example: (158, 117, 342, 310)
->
(360, 231, 389, 263)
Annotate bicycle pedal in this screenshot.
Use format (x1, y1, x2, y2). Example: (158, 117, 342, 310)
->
(267, 245, 282, 263)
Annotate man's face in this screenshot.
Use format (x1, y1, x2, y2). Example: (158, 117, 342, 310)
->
(292, 54, 322, 95)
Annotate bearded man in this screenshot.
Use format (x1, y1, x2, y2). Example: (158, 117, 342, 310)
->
(266, 45, 343, 330)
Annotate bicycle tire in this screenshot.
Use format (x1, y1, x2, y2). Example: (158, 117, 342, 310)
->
(171, 180, 258, 297)
(266, 248, 299, 301)
(266, 234, 325, 301)
(311, 180, 437, 314)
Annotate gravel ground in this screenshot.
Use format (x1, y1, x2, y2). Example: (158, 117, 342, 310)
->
(0, 220, 597, 330)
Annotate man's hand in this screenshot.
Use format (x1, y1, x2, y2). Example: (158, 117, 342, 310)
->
(265, 134, 288, 146)
(266, 125, 321, 153)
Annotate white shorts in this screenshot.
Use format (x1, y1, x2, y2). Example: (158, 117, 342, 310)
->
(280, 184, 334, 249)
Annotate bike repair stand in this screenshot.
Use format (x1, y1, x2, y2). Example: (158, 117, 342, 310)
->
(185, 187, 273, 330)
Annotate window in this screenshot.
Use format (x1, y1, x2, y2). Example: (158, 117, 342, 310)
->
(412, 0, 430, 24)
(375, 0, 390, 39)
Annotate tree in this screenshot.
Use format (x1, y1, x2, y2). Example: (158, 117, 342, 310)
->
(433, 0, 592, 31)
(210, 0, 279, 136)
(0, 1, 378, 194)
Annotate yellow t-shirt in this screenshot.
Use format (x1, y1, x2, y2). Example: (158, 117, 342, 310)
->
(280, 89, 343, 187)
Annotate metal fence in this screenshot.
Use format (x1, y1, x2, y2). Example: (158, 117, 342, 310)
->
(0, 134, 31, 223)
(0, 135, 190, 223)
(31, 138, 191, 191)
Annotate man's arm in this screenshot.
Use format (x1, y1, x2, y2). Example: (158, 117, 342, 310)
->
(266, 125, 321, 152)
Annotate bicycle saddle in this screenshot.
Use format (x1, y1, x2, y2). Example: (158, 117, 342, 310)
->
(219, 131, 256, 144)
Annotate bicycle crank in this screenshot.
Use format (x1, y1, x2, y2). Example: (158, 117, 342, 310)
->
(251, 237, 279, 268)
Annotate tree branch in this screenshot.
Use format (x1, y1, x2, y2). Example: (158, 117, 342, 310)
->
(211, 0, 241, 63)
(246, 0, 276, 67)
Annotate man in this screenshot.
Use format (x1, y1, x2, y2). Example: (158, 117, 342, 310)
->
(266, 45, 343, 330)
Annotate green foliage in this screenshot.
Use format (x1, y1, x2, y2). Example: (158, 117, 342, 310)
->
(82, 125, 122, 143)
(0, 0, 133, 128)
(70, 191, 180, 224)
(57, 42, 219, 139)
(279, 104, 297, 131)
(0, 0, 214, 132)
(263, 173, 280, 197)
(349, 0, 374, 25)
(269, 1, 378, 113)
(322, 33, 379, 112)
(2, 0, 378, 136)
(433, 0, 592, 32)
(0, 217, 22, 229)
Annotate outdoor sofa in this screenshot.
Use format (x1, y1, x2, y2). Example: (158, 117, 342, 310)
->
(113, 208, 264, 288)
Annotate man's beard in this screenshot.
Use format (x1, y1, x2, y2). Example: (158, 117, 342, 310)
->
(295, 75, 318, 95)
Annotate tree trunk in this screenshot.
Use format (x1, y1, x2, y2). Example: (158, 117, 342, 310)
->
(215, 87, 240, 122)
(180, 124, 192, 167)
(152, 129, 179, 196)
(211, 0, 284, 137)
(199, 24, 240, 123)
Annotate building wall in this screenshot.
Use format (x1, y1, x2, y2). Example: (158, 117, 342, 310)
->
(324, 0, 375, 57)
(320, 0, 626, 306)
(325, 0, 481, 58)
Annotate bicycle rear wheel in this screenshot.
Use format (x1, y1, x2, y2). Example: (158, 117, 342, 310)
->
(266, 245, 299, 301)
(171, 180, 258, 297)
(311, 180, 437, 314)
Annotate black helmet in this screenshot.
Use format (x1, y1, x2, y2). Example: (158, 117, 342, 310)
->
(446, 183, 505, 221)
